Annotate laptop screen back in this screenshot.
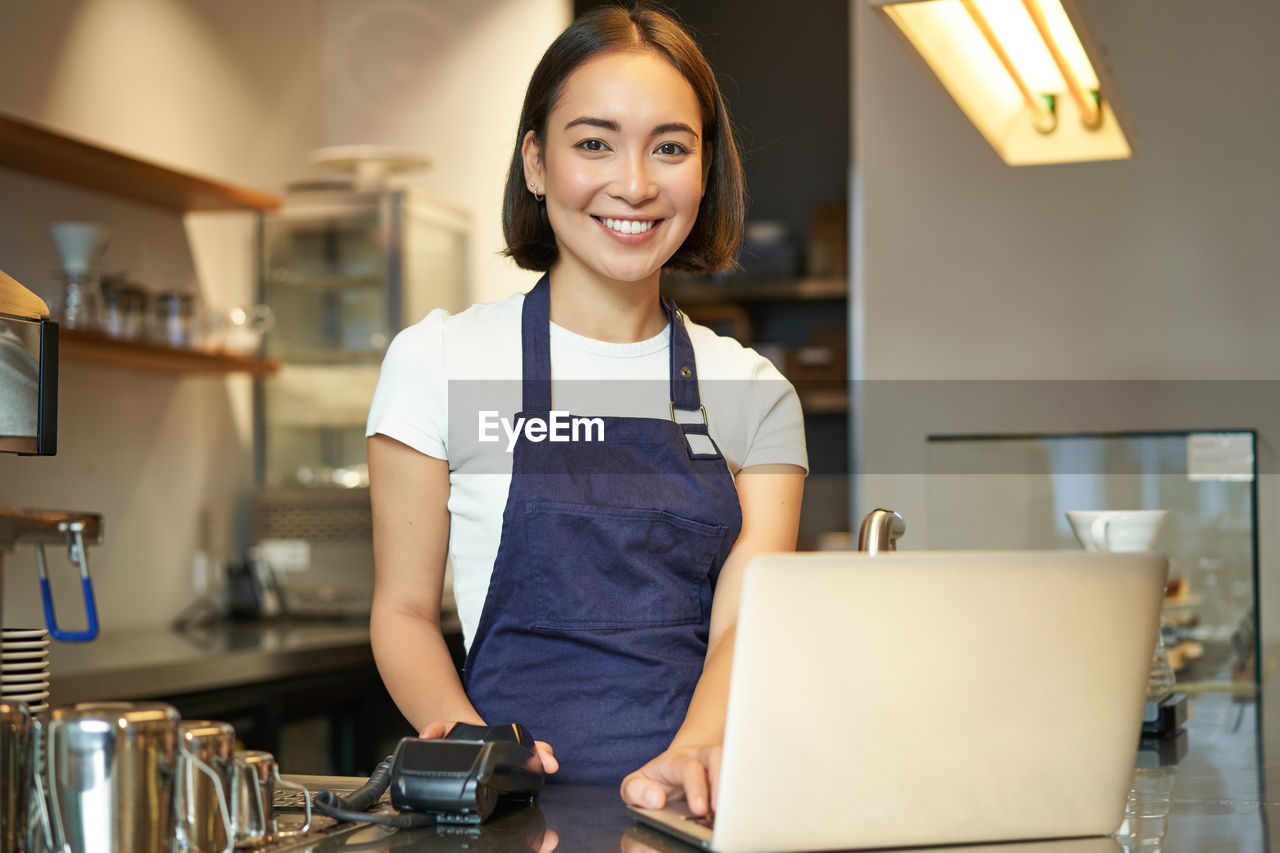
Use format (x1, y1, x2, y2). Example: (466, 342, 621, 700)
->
(709, 551, 1165, 852)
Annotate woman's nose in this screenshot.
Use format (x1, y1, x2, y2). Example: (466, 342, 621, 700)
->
(609, 154, 657, 204)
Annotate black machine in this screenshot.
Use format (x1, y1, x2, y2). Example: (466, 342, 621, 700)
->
(314, 723, 545, 828)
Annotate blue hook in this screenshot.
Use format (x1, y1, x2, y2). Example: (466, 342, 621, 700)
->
(34, 530, 100, 642)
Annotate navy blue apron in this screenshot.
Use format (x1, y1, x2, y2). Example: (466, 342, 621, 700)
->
(462, 275, 743, 785)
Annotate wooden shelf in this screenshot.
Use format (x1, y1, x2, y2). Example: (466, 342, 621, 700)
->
(663, 276, 847, 305)
(0, 112, 280, 212)
(60, 329, 279, 375)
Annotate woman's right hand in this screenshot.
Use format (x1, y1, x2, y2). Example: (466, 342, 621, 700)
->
(418, 720, 560, 775)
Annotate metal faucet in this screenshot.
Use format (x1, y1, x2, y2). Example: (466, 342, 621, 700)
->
(857, 508, 905, 555)
(0, 507, 103, 641)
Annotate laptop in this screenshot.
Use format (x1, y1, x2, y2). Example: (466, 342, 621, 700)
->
(629, 551, 1166, 853)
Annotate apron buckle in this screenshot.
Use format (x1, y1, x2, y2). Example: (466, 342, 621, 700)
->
(669, 402, 708, 425)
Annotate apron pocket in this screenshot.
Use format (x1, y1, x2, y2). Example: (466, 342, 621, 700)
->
(524, 501, 728, 630)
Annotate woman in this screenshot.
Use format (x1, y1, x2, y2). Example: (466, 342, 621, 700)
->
(365, 4, 806, 816)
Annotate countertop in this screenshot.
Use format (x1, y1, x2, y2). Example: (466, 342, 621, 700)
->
(257, 682, 1277, 853)
(46, 614, 461, 706)
(42, 628, 1280, 851)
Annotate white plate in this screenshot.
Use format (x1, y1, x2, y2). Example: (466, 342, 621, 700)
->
(1, 671, 48, 683)
(1, 628, 49, 639)
(1, 691, 50, 702)
(1, 680, 48, 692)
(0, 676, 48, 687)
(1, 659, 49, 672)
(0, 640, 51, 651)
(1, 651, 49, 663)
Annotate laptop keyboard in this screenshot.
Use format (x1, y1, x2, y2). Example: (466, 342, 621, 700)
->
(684, 811, 715, 830)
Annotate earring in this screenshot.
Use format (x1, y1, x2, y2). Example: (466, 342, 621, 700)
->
(528, 180, 544, 202)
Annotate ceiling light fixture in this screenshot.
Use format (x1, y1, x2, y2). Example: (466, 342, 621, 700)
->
(872, 0, 1134, 165)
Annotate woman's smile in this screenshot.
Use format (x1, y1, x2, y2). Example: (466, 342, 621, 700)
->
(595, 216, 662, 239)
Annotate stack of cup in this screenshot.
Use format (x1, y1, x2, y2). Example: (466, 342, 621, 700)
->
(1, 628, 50, 714)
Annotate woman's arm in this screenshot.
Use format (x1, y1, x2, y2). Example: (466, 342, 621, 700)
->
(368, 434, 561, 771)
(368, 433, 481, 730)
(619, 462, 805, 814)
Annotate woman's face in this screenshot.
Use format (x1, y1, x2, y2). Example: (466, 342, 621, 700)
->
(524, 49, 706, 288)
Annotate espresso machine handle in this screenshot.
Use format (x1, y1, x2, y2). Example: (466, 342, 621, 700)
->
(857, 508, 906, 555)
(34, 526, 100, 641)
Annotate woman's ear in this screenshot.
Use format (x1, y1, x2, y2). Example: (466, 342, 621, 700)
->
(521, 130, 544, 193)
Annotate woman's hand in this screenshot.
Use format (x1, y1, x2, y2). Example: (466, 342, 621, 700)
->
(619, 743, 722, 817)
(417, 720, 560, 775)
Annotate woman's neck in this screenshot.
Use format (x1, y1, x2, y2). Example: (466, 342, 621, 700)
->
(546, 266, 667, 343)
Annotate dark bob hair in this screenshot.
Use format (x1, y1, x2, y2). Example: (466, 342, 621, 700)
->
(502, 4, 745, 273)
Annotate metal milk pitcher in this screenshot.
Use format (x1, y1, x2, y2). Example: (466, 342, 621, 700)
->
(175, 721, 235, 853)
(45, 701, 180, 853)
(229, 750, 310, 847)
(0, 700, 33, 853)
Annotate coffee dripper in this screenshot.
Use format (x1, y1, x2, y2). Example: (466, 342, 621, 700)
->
(49, 222, 109, 331)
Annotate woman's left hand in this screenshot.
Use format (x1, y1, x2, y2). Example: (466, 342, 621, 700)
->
(619, 743, 722, 817)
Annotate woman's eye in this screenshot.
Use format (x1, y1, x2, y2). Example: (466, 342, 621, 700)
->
(655, 142, 690, 156)
(576, 139, 609, 152)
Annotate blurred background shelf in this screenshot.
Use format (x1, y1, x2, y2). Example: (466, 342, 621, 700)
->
(663, 276, 847, 305)
(799, 388, 850, 414)
(0, 112, 280, 213)
(60, 329, 280, 375)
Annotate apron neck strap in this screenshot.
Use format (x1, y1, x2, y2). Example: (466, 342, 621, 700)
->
(521, 275, 553, 413)
(520, 275, 702, 414)
(664, 298, 702, 416)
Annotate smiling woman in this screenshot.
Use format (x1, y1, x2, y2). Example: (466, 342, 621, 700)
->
(502, 7, 745, 277)
(521, 50, 707, 290)
(365, 2, 807, 817)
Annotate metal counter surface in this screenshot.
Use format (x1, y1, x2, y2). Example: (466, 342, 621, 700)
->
(259, 682, 1277, 853)
(44, 614, 460, 706)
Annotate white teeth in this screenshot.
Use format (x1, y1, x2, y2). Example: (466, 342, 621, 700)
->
(601, 217, 654, 235)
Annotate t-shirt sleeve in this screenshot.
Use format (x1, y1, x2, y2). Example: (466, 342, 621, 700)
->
(365, 309, 449, 461)
(740, 356, 810, 473)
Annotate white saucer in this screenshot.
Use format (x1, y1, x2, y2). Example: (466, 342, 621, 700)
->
(1, 690, 50, 703)
(2, 674, 49, 686)
(1, 681, 49, 692)
(1, 639, 51, 651)
(1, 670, 48, 682)
(2, 627, 49, 637)
(1, 659, 49, 672)
(1, 650, 49, 663)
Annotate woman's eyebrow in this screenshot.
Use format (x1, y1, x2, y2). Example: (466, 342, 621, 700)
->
(652, 122, 697, 137)
(565, 116, 618, 131)
(563, 117, 698, 138)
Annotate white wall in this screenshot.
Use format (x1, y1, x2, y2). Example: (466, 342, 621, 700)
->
(0, 0, 324, 630)
(852, 1, 1280, 641)
(0, 0, 323, 193)
(0, 0, 570, 631)
(319, 0, 570, 305)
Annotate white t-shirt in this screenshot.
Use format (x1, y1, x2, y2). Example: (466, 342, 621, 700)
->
(366, 289, 808, 648)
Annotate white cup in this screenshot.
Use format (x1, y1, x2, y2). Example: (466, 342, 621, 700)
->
(1066, 510, 1168, 553)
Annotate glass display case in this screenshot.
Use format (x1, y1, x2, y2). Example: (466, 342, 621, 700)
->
(925, 430, 1259, 692)
(252, 189, 467, 617)
(257, 188, 468, 487)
